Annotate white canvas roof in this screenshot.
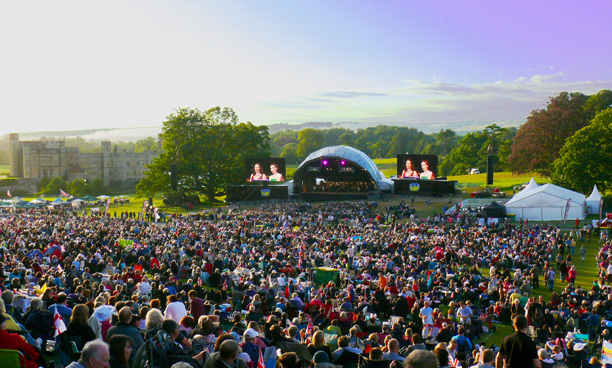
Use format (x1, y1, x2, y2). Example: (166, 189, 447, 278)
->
(298, 145, 382, 181)
(586, 185, 602, 215)
(505, 182, 586, 221)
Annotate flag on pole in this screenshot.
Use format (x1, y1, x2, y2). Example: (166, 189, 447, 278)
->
(600, 196, 603, 226)
(563, 198, 572, 224)
(60, 189, 69, 197)
(36, 282, 48, 296)
(6, 190, 11, 198)
(53, 308, 67, 337)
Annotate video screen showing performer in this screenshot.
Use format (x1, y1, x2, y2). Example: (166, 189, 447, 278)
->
(246, 158, 286, 183)
(396, 154, 438, 180)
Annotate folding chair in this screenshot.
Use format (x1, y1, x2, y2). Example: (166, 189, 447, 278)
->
(324, 330, 339, 349)
(0, 349, 26, 368)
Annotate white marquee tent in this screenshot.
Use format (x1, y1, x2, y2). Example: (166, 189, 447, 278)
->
(504, 178, 586, 221)
(586, 185, 602, 215)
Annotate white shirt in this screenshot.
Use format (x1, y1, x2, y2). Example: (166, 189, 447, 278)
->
(138, 281, 151, 295)
(420, 306, 433, 325)
(164, 301, 188, 322)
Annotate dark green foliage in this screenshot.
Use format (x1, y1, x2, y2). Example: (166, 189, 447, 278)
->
(137, 107, 270, 202)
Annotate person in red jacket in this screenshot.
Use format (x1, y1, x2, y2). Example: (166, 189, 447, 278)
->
(0, 314, 40, 368)
(567, 265, 577, 287)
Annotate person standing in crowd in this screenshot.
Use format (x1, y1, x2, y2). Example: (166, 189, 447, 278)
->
(496, 315, 541, 368)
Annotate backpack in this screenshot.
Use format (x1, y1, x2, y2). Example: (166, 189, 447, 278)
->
(133, 330, 173, 368)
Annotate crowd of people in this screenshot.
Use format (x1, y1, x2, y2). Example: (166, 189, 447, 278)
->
(0, 199, 611, 368)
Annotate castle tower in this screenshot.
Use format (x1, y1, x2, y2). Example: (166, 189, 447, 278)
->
(9, 133, 23, 178)
(101, 141, 111, 185)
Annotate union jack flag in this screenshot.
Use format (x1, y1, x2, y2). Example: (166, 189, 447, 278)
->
(449, 356, 462, 367)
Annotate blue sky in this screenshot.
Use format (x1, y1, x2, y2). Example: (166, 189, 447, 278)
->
(1, 0, 610, 136)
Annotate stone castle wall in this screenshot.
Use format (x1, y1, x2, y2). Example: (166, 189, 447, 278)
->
(9, 133, 157, 187)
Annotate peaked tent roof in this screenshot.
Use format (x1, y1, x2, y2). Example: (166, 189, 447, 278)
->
(505, 183, 585, 207)
(297, 145, 382, 181)
(506, 177, 541, 203)
(587, 185, 602, 201)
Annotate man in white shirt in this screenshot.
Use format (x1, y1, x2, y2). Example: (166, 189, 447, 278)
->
(164, 294, 187, 322)
(420, 300, 434, 336)
(457, 301, 473, 325)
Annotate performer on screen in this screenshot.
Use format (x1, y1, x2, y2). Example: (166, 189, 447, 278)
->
(420, 160, 436, 180)
(401, 159, 420, 178)
(269, 163, 285, 182)
(249, 162, 268, 181)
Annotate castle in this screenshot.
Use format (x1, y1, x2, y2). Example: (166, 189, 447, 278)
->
(9, 133, 158, 188)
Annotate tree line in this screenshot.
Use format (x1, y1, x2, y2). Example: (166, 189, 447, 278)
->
(12, 88, 612, 201)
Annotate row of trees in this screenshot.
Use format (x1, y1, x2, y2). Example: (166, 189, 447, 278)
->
(37, 177, 106, 196)
(136, 89, 612, 201)
(271, 126, 444, 163)
(509, 90, 612, 193)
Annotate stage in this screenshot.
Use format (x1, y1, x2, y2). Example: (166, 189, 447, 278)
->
(226, 184, 289, 202)
(298, 191, 369, 201)
(392, 178, 458, 196)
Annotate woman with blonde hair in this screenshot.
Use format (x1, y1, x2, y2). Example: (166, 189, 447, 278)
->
(307, 330, 333, 361)
(145, 308, 164, 339)
(60, 304, 96, 358)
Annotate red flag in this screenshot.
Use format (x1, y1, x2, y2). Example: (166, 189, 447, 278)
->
(53, 308, 67, 337)
(285, 285, 290, 299)
(449, 355, 461, 367)
(257, 347, 265, 368)
(306, 321, 314, 336)
(6, 190, 11, 198)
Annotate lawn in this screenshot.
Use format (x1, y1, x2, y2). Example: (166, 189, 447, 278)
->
(474, 223, 604, 347)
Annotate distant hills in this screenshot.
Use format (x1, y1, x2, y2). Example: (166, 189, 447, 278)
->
(11, 120, 523, 142)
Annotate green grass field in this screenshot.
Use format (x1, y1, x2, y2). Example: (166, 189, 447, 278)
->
(472, 225, 603, 347)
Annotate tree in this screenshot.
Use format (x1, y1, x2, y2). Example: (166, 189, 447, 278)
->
(436, 129, 457, 156)
(508, 92, 590, 176)
(387, 133, 408, 157)
(69, 179, 87, 196)
(45, 177, 69, 196)
(37, 176, 51, 193)
(280, 143, 299, 164)
(87, 178, 106, 195)
(296, 129, 325, 160)
(439, 132, 487, 176)
(583, 89, 612, 118)
(552, 109, 612, 193)
(135, 137, 159, 152)
(137, 107, 270, 202)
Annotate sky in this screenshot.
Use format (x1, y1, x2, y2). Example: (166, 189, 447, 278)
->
(1, 0, 611, 137)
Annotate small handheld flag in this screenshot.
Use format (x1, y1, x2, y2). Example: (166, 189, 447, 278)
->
(53, 308, 67, 337)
